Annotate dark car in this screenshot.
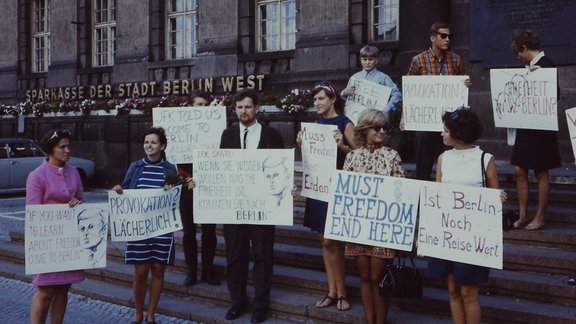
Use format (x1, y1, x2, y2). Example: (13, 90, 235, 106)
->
(0, 138, 95, 193)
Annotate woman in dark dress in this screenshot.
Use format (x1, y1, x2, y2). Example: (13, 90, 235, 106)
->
(297, 81, 357, 311)
(510, 29, 561, 230)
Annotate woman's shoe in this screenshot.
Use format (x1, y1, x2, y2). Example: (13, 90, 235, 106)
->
(337, 296, 350, 311)
(315, 295, 336, 308)
(524, 221, 545, 230)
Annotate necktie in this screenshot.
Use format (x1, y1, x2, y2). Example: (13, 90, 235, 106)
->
(243, 128, 248, 149)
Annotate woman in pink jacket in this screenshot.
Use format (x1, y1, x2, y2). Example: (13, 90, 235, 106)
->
(26, 129, 85, 324)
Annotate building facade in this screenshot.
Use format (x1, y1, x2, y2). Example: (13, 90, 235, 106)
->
(0, 0, 574, 184)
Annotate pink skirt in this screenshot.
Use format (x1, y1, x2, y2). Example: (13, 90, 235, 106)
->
(33, 270, 85, 286)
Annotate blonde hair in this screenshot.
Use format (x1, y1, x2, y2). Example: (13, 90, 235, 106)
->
(353, 109, 389, 147)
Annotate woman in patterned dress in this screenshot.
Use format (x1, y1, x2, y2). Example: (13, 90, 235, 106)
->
(343, 109, 404, 324)
(112, 127, 184, 324)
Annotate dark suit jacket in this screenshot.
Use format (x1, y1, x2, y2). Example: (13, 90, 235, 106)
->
(219, 123, 284, 149)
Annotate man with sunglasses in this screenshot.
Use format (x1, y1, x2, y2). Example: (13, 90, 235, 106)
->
(405, 22, 471, 181)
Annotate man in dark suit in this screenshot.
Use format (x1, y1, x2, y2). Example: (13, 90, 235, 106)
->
(219, 88, 284, 323)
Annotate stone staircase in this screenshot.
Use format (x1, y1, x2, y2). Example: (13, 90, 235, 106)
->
(0, 164, 575, 323)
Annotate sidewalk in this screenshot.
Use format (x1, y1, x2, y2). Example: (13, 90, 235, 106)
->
(0, 276, 195, 324)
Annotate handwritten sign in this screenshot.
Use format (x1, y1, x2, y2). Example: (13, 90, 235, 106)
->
(300, 123, 337, 201)
(324, 171, 420, 251)
(344, 78, 392, 124)
(490, 68, 558, 130)
(192, 149, 294, 225)
(566, 107, 576, 160)
(108, 186, 182, 241)
(417, 182, 503, 269)
(402, 75, 469, 131)
(25, 203, 109, 275)
(152, 106, 227, 164)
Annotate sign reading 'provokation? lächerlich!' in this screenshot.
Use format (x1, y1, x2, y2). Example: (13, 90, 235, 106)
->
(108, 186, 182, 241)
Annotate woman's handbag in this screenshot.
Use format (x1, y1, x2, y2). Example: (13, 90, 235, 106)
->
(378, 253, 423, 299)
(480, 152, 518, 231)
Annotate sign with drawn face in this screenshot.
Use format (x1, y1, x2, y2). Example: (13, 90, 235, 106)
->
(490, 68, 558, 130)
(153, 106, 227, 164)
(402, 75, 469, 132)
(192, 149, 295, 225)
(565, 107, 576, 160)
(25, 203, 109, 275)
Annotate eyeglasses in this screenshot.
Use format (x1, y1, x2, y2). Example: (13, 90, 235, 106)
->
(313, 81, 336, 95)
(434, 32, 453, 40)
(49, 129, 71, 140)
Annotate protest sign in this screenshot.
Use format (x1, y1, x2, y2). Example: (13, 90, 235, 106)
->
(108, 186, 182, 241)
(417, 182, 503, 269)
(402, 75, 469, 131)
(324, 171, 420, 251)
(25, 203, 109, 275)
(193, 149, 294, 225)
(300, 123, 338, 201)
(490, 68, 558, 130)
(566, 107, 576, 160)
(344, 78, 392, 124)
(152, 106, 227, 164)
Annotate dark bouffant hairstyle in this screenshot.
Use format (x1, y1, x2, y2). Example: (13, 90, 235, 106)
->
(511, 29, 541, 52)
(142, 127, 168, 147)
(233, 88, 259, 106)
(442, 107, 483, 144)
(40, 129, 72, 154)
(191, 90, 213, 104)
(311, 80, 345, 115)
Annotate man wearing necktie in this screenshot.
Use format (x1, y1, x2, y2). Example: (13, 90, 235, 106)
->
(219, 88, 284, 323)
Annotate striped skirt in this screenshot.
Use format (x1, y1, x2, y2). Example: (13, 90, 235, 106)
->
(125, 232, 175, 265)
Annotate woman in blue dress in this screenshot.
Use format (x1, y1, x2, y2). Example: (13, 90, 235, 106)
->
(297, 81, 357, 311)
(112, 127, 180, 324)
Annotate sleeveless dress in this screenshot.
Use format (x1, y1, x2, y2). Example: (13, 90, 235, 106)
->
(343, 146, 403, 259)
(426, 146, 492, 284)
(124, 158, 176, 265)
(303, 114, 351, 233)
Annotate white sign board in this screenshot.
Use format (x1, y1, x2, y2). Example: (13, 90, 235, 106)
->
(108, 186, 182, 241)
(324, 171, 420, 251)
(490, 68, 558, 130)
(565, 107, 576, 160)
(25, 203, 109, 275)
(152, 106, 227, 164)
(193, 149, 294, 225)
(344, 78, 392, 124)
(417, 182, 503, 269)
(402, 75, 469, 131)
(300, 123, 338, 201)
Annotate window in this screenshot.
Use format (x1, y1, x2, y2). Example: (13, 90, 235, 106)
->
(166, 0, 198, 60)
(32, 0, 50, 73)
(93, 0, 116, 67)
(257, 0, 296, 52)
(370, 0, 399, 42)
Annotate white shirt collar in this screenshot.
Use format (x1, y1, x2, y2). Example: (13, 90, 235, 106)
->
(240, 121, 262, 149)
(528, 51, 545, 67)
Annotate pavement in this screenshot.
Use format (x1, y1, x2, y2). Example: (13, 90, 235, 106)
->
(0, 276, 196, 324)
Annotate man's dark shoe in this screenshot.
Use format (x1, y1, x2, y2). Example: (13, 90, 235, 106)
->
(201, 271, 221, 285)
(225, 305, 244, 320)
(183, 273, 197, 286)
(251, 309, 267, 323)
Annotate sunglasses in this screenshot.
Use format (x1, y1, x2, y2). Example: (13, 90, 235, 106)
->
(313, 81, 336, 95)
(369, 125, 387, 132)
(434, 32, 453, 40)
(49, 129, 72, 140)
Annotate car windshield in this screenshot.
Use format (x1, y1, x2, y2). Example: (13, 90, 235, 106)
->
(7, 141, 45, 158)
